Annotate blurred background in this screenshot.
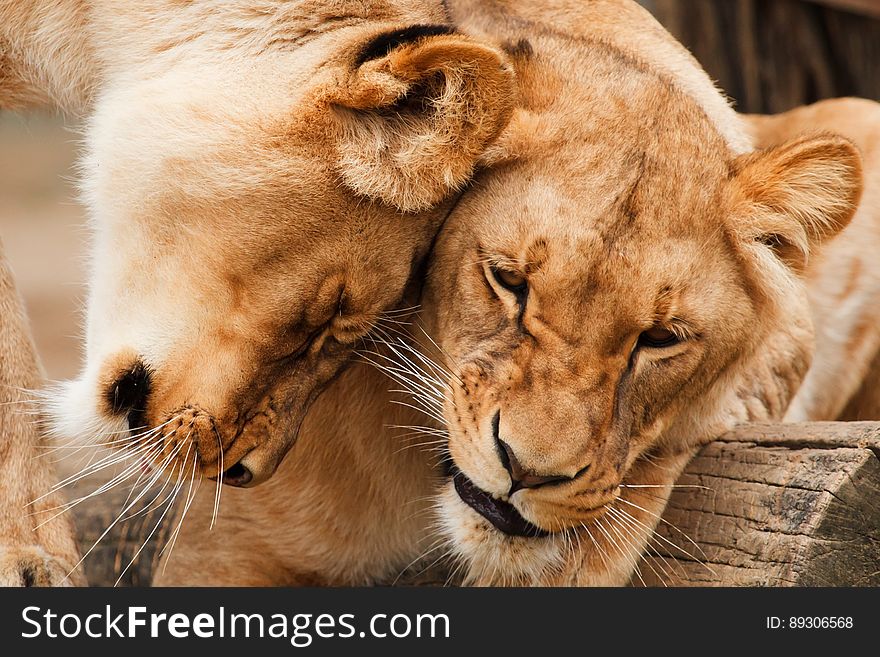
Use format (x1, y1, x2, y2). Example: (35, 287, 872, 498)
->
(1, 113, 85, 380)
(641, 0, 880, 112)
(2, 0, 880, 383)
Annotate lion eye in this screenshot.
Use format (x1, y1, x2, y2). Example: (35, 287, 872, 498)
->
(637, 326, 680, 349)
(491, 267, 527, 294)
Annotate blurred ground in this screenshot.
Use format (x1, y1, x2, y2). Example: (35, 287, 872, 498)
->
(0, 112, 86, 381)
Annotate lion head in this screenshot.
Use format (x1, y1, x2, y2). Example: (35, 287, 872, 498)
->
(407, 30, 862, 584)
(47, 12, 515, 489)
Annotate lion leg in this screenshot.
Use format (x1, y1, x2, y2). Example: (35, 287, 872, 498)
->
(0, 240, 84, 585)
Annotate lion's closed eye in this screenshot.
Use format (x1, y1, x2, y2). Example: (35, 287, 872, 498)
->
(483, 258, 529, 309)
(637, 325, 680, 349)
(491, 266, 527, 293)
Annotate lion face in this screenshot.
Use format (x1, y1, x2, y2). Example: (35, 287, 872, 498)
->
(416, 62, 862, 582)
(48, 23, 515, 487)
(429, 167, 750, 530)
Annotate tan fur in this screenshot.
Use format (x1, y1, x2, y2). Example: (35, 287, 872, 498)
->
(410, 2, 860, 584)
(745, 99, 880, 422)
(0, 243, 84, 585)
(158, 2, 865, 587)
(155, 360, 440, 586)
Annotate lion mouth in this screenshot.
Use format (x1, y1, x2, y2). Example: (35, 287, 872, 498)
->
(452, 472, 549, 538)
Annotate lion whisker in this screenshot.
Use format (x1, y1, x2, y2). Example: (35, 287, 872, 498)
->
(601, 513, 647, 587)
(620, 483, 713, 491)
(360, 345, 450, 397)
(113, 463, 184, 586)
(392, 536, 451, 585)
(615, 496, 713, 567)
(580, 521, 613, 576)
(611, 506, 689, 582)
(37, 420, 174, 492)
(368, 323, 460, 386)
(119, 439, 188, 519)
(33, 431, 163, 504)
(30, 438, 167, 524)
(357, 354, 447, 412)
(613, 501, 714, 577)
(62, 438, 188, 584)
(387, 399, 446, 426)
(210, 429, 224, 531)
(605, 506, 667, 587)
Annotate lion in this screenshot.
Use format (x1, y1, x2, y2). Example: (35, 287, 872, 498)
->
(408, 4, 872, 586)
(0, 244, 84, 586)
(745, 98, 880, 424)
(155, 0, 867, 587)
(0, 0, 516, 585)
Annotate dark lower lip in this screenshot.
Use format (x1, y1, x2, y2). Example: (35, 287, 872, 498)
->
(453, 472, 549, 538)
(208, 462, 253, 487)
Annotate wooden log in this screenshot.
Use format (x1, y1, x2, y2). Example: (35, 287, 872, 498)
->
(68, 476, 168, 588)
(640, 422, 880, 586)
(66, 422, 880, 586)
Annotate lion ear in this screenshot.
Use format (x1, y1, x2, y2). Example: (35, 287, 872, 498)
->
(476, 109, 540, 168)
(328, 25, 516, 212)
(731, 133, 863, 272)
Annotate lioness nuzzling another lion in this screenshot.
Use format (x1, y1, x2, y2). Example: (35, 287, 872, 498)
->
(156, 0, 869, 586)
(0, 0, 516, 584)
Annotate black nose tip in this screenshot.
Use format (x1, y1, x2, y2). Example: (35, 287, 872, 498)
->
(223, 462, 253, 487)
(107, 360, 152, 431)
(493, 410, 580, 494)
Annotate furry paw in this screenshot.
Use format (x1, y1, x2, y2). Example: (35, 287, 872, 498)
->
(0, 544, 76, 587)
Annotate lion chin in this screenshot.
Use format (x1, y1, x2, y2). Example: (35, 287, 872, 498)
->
(435, 483, 640, 586)
(435, 483, 566, 586)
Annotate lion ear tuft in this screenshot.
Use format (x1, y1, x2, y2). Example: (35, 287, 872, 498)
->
(328, 26, 516, 212)
(732, 133, 863, 272)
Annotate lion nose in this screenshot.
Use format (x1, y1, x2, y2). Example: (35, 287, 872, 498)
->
(496, 439, 571, 492)
(107, 359, 152, 431)
(492, 411, 586, 494)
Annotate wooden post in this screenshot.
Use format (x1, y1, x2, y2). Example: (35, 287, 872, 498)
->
(640, 422, 880, 586)
(68, 422, 880, 586)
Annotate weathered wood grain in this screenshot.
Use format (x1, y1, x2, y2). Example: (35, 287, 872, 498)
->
(67, 422, 880, 587)
(639, 423, 880, 586)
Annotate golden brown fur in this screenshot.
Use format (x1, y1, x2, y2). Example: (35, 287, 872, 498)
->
(155, 360, 440, 586)
(159, 1, 867, 587)
(1, 1, 516, 584)
(745, 99, 880, 423)
(0, 243, 83, 585)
